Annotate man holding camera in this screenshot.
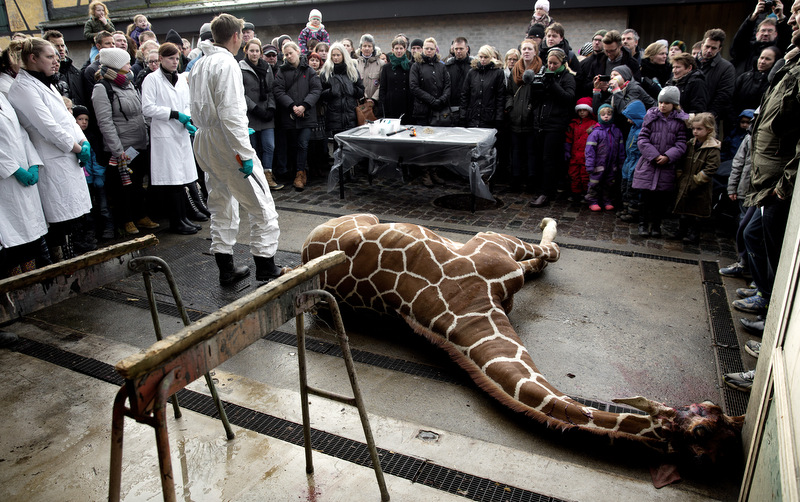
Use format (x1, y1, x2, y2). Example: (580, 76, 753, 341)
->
(731, 0, 792, 76)
(578, 30, 640, 97)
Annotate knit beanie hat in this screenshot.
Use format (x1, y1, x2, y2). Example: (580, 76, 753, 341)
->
(594, 29, 608, 38)
(658, 86, 681, 106)
(410, 38, 423, 49)
(580, 42, 593, 57)
(73, 104, 90, 118)
(99, 48, 131, 70)
(612, 65, 632, 82)
(575, 97, 593, 113)
(535, 0, 550, 12)
(199, 22, 212, 41)
(598, 103, 613, 123)
(165, 29, 182, 47)
(527, 24, 545, 40)
(309, 9, 322, 21)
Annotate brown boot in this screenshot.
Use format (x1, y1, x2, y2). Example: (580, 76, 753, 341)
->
(265, 170, 284, 191)
(293, 170, 306, 191)
(420, 170, 434, 187)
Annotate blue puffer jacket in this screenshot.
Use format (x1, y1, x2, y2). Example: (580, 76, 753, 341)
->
(585, 121, 625, 173)
(620, 100, 646, 181)
(631, 106, 689, 191)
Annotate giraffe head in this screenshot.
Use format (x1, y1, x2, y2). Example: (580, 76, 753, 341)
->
(614, 397, 744, 463)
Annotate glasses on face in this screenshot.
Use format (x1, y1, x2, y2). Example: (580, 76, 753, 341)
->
(147, 60, 159, 65)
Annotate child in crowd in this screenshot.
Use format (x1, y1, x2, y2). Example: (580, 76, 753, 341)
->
(618, 99, 647, 221)
(672, 112, 720, 244)
(129, 14, 152, 48)
(298, 9, 331, 55)
(632, 86, 688, 237)
(721, 109, 754, 162)
(719, 120, 755, 278)
(74, 105, 114, 240)
(584, 104, 625, 211)
(84, 1, 115, 60)
(564, 97, 596, 202)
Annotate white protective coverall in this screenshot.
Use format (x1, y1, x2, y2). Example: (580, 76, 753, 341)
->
(9, 70, 91, 223)
(0, 92, 48, 248)
(188, 41, 280, 257)
(141, 68, 197, 185)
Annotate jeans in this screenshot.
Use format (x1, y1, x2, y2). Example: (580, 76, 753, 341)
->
(743, 197, 790, 299)
(285, 128, 312, 173)
(249, 128, 275, 171)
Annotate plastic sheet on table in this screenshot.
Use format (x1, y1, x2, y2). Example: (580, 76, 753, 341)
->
(327, 125, 497, 201)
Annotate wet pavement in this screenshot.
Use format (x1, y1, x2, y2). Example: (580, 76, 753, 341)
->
(0, 166, 753, 502)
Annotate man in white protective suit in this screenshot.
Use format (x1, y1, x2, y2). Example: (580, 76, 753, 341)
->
(189, 13, 284, 285)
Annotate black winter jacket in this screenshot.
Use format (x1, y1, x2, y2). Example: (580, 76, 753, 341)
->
(274, 59, 322, 129)
(409, 54, 450, 121)
(505, 75, 535, 133)
(56, 57, 87, 106)
(697, 52, 735, 122)
(667, 68, 709, 115)
(444, 56, 473, 107)
(530, 69, 576, 132)
(379, 62, 412, 122)
(459, 60, 505, 127)
(578, 47, 641, 97)
(639, 58, 672, 101)
(733, 66, 770, 117)
(730, 16, 792, 76)
(320, 64, 365, 133)
(240, 58, 276, 131)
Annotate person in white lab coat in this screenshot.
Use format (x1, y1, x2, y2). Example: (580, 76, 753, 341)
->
(141, 42, 202, 235)
(189, 14, 283, 285)
(0, 91, 48, 277)
(8, 38, 92, 261)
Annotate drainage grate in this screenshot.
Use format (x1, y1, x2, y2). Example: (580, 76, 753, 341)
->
(701, 262, 749, 417)
(559, 242, 699, 264)
(10, 337, 566, 502)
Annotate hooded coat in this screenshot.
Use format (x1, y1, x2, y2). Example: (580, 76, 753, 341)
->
(620, 100, 647, 181)
(459, 59, 505, 127)
(409, 53, 451, 122)
(631, 106, 690, 192)
(673, 136, 721, 217)
(92, 74, 149, 155)
(505, 72, 535, 133)
(240, 58, 276, 131)
(356, 49, 383, 102)
(320, 64, 365, 133)
(274, 57, 322, 130)
(585, 120, 625, 175)
(8, 70, 91, 223)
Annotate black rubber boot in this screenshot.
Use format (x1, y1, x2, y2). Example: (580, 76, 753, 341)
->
(184, 185, 209, 222)
(215, 253, 250, 285)
(169, 187, 198, 235)
(254, 255, 283, 282)
(0, 331, 19, 348)
(186, 182, 211, 217)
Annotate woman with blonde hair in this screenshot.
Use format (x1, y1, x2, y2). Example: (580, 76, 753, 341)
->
(320, 42, 364, 136)
(460, 44, 505, 128)
(0, 41, 22, 96)
(9, 38, 93, 260)
(640, 41, 671, 100)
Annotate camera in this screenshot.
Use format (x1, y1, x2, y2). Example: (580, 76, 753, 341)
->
(764, 0, 774, 10)
(531, 68, 549, 88)
(598, 75, 612, 82)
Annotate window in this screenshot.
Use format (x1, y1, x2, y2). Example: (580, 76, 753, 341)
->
(0, 1, 10, 34)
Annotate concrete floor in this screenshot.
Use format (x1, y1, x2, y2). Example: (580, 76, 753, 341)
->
(0, 181, 749, 501)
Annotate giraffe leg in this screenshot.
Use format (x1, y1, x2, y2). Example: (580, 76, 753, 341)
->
(518, 257, 547, 276)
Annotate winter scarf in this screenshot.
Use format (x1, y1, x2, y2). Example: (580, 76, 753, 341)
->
(246, 58, 269, 101)
(26, 69, 60, 88)
(512, 57, 542, 85)
(333, 61, 348, 75)
(160, 66, 179, 86)
(389, 53, 410, 71)
(98, 65, 131, 87)
(305, 21, 324, 33)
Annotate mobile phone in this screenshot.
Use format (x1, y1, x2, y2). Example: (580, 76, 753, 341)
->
(598, 75, 611, 82)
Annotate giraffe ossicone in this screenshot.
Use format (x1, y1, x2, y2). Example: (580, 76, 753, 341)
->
(301, 214, 743, 461)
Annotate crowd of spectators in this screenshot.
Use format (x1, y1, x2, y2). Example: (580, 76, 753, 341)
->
(1, 1, 798, 390)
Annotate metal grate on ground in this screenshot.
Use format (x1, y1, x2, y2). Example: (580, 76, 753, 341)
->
(10, 337, 567, 502)
(700, 261, 749, 416)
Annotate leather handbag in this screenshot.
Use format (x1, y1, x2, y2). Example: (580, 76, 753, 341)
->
(356, 98, 377, 125)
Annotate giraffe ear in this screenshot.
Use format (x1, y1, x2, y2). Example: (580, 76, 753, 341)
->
(613, 396, 676, 418)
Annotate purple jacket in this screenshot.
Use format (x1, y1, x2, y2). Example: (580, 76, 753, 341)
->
(631, 107, 689, 191)
(585, 122, 625, 173)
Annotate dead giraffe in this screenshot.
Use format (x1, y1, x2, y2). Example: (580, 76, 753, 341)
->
(301, 213, 743, 462)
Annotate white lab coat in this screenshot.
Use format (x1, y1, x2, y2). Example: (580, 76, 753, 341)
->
(188, 42, 279, 258)
(8, 70, 91, 223)
(0, 72, 15, 97)
(0, 93, 48, 248)
(141, 68, 197, 185)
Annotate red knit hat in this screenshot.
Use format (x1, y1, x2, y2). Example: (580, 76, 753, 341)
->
(575, 97, 593, 113)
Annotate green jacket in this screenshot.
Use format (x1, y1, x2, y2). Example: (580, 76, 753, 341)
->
(83, 17, 115, 42)
(746, 50, 800, 207)
(674, 136, 721, 218)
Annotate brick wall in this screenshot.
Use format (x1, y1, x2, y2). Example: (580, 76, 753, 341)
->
(254, 8, 628, 59)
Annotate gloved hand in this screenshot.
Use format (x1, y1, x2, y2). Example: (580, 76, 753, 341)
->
(177, 112, 191, 125)
(185, 123, 197, 135)
(693, 171, 710, 184)
(28, 165, 39, 185)
(239, 158, 254, 178)
(13, 167, 37, 186)
(248, 128, 255, 135)
(78, 141, 92, 165)
(263, 109, 274, 122)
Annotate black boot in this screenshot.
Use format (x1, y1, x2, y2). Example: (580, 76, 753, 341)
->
(215, 253, 250, 285)
(650, 220, 662, 238)
(182, 216, 202, 231)
(169, 186, 198, 235)
(254, 255, 283, 281)
(184, 185, 209, 222)
(638, 223, 651, 237)
(186, 182, 211, 217)
(0, 331, 19, 348)
(683, 228, 699, 245)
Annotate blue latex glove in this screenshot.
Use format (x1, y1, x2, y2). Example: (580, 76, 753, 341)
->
(238, 158, 253, 178)
(177, 112, 192, 125)
(28, 165, 39, 184)
(248, 128, 255, 135)
(13, 167, 36, 186)
(185, 123, 197, 135)
(78, 142, 92, 165)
